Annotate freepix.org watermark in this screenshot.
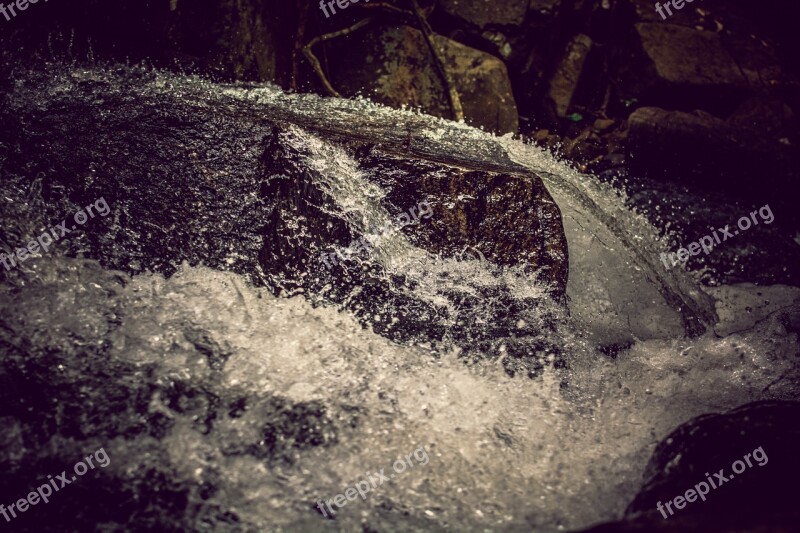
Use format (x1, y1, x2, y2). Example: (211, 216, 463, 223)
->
(660, 204, 774, 271)
(655, 0, 704, 21)
(318, 0, 368, 19)
(0, 197, 111, 272)
(0, 0, 51, 23)
(0, 447, 110, 523)
(316, 445, 430, 518)
(656, 445, 768, 519)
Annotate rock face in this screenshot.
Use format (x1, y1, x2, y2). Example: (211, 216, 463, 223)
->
(576, 400, 800, 532)
(634, 24, 746, 87)
(618, 23, 750, 114)
(547, 34, 593, 118)
(262, 127, 568, 368)
(325, 24, 519, 134)
(627, 401, 800, 519)
(627, 106, 796, 190)
(0, 65, 567, 377)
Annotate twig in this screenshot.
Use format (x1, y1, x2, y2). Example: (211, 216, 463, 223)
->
(356, 0, 437, 21)
(302, 17, 374, 97)
(302, 0, 459, 119)
(356, 1, 414, 17)
(409, 0, 464, 121)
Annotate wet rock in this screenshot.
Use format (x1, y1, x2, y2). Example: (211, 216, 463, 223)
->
(547, 34, 593, 118)
(261, 126, 568, 376)
(0, 65, 566, 374)
(575, 401, 800, 532)
(627, 401, 800, 519)
(357, 145, 568, 282)
(325, 23, 519, 134)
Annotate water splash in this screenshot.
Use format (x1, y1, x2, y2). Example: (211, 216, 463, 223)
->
(1, 66, 798, 532)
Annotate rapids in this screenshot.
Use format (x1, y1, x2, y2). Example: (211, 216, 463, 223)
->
(1, 69, 798, 532)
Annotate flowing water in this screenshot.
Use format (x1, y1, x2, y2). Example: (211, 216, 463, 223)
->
(1, 71, 799, 532)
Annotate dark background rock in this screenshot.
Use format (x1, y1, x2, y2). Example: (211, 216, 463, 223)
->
(439, 0, 529, 28)
(2, 0, 798, 165)
(618, 23, 750, 114)
(627, 106, 796, 192)
(547, 33, 593, 118)
(323, 23, 519, 133)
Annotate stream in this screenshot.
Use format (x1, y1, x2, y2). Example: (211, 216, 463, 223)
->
(0, 67, 798, 532)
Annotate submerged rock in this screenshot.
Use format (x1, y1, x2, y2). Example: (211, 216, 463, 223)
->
(0, 65, 567, 376)
(0, 263, 353, 532)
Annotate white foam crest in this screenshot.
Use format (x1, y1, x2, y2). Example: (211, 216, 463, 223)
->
(105, 264, 798, 531)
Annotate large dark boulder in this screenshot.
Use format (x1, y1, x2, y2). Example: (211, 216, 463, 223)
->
(626, 106, 797, 192)
(616, 23, 750, 115)
(633, 23, 747, 87)
(574, 400, 800, 532)
(0, 65, 568, 376)
(627, 401, 800, 519)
